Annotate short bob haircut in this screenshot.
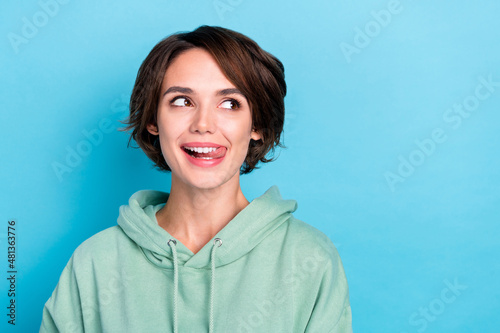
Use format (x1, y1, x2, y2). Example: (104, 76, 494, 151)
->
(120, 25, 287, 174)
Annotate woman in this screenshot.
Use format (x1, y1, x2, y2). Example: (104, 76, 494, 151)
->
(40, 25, 352, 332)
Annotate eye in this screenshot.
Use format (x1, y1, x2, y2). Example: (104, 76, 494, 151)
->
(219, 99, 241, 110)
(171, 97, 193, 107)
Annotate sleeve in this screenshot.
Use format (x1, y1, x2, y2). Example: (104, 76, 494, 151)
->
(39, 254, 85, 333)
(304, 245, 353, 333)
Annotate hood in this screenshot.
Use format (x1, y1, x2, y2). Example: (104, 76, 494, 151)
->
(117, 185, 297, 332)
(117, 185, 297, 269)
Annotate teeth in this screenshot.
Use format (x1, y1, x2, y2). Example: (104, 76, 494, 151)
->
(184, 147, 218, 153)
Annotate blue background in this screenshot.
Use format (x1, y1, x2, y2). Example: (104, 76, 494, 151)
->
(1, 0, 499, 332)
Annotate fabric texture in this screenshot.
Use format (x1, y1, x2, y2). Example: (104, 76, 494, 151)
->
(40, 185, 352, 332)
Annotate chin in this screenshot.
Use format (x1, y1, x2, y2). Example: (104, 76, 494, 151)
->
(194, 176, 229, 190)
(184, 168, 240, 191)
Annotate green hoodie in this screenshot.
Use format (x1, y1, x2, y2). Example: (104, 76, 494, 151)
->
(40, 186, 352, 332)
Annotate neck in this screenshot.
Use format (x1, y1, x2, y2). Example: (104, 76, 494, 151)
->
(156, 174, 249, 254)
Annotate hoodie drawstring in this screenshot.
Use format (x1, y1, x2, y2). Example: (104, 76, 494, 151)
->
(168, 238, 223, 333)
(167, 239, 179, 333)
(210, 238, 222, 333)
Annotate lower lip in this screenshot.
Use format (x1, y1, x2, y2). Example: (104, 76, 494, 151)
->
(182, 148, 226, 168)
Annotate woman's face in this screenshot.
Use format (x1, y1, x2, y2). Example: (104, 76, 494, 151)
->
(147, 48, 261, 190)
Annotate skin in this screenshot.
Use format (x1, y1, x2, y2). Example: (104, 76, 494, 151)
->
(146, 48, 261, 254)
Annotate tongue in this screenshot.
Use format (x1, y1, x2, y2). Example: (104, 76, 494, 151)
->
(191, 147, 226, 159)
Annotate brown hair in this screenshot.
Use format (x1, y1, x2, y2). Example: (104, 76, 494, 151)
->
(119, 25, 286, 174)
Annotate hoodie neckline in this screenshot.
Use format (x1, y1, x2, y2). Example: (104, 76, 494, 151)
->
(117, 185, 297, 270)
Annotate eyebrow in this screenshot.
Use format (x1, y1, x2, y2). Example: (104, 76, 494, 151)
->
(162, 86, 246, 99)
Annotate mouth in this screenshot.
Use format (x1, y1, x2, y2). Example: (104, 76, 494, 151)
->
(181, 144, 227, 162)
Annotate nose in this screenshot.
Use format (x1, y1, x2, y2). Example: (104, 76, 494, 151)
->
(189, 103, 216, 134)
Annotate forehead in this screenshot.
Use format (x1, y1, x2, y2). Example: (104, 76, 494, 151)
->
(162, 48, 235, 89)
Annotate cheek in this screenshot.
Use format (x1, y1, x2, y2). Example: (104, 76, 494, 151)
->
(159, 131, 181, 158)
(156, 117, 184, 161)
(225, 116, 253, 141)
(158, 113, 186, 141)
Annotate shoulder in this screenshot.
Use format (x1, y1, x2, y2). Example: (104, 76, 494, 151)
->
(285, 216, 341, 262)
(71, 225, 131, 265)
(282, 217, 350, 311)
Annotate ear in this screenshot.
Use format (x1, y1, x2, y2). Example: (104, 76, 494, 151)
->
(251, 128, 262, 141)
(147, 123, 159, 135)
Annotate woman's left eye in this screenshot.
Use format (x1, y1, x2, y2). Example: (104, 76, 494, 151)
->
(219, 99, 240, 110)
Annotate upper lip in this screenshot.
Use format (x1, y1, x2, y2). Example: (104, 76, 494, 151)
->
(181, 142, 224, 148)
